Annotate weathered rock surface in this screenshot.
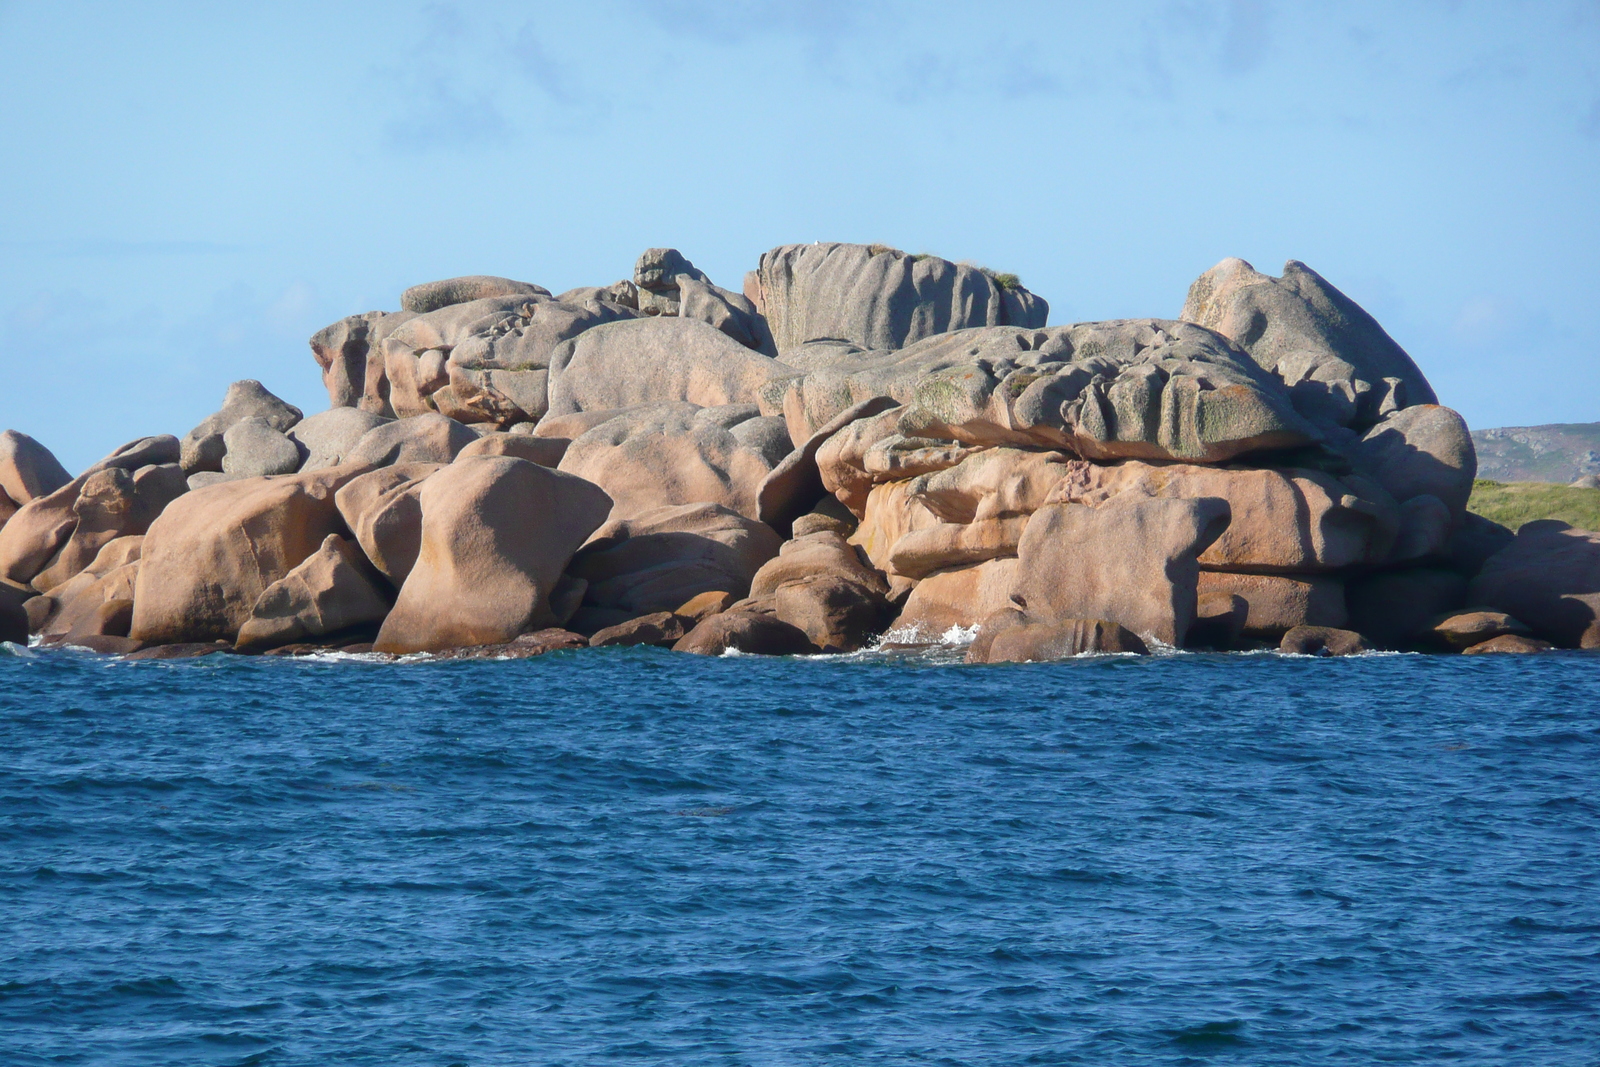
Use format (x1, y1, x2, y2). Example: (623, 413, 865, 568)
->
(1279, 625, 1368, 656)
(221, 417, 303, 477)
(456, 432, 567, 467)
(557, 403, 792, 521)
(345, 413, 477, 468)
(671, 610, 815, 656)
(1348, 405, 1476, 520)
(181, 380, 302, 473)
(401, 276, 549, 314)
(890, 557, 1020, 640)
(588, 611, 692, 648)
(1469, 520, 1600, 648)
(1012, 491, 1231, 647)
(0, 430, 71, 509)
(1430, 610, 1533, 650)
(334, 463, 441, 587)
(310, 310, 419, 412)
(755, 243, 1047, 355)
(290, 408, 393, 471)
(0, 436, 181, 587)
(774, 319, 1319, 463)
(1181, 257, 1436, 427)
(967, 613, 1147, 663)
(130, 466, 364, 645)
(373, 457, 613, 654)
(569, 502, 782, 622)
(547, 318, 794, 419)
(1461, 634, 1554, 655)
(1196, 572, 1347, 637)
(31, 464, 184, 592)
(235, 534, 391, 653)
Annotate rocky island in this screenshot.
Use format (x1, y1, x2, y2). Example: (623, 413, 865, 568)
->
(0, 242, 1592, 661)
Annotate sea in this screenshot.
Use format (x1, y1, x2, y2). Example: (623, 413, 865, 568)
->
(1, 642, 1597, 1066)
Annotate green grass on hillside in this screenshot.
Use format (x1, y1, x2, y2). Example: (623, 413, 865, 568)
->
(1467, 479, 1600, 533)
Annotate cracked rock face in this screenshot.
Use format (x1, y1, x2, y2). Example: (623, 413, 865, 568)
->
(773, 319, 1320, 464)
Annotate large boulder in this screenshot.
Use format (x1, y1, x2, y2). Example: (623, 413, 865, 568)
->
(31, 464, 185, 592)
(1469, 520, 1600, 648)
(1062, 460, 1400, 572)
(671, 610, 815, 656)
(967, 613, 1147, 663)
(380, 295, 638, 425)
(345, 413, 477, 468)
(373, 457, 613, 653)
(754, 243, 1047, 356)
(221, 417, 303, 477)
(130, 466, 366, 645)
(677, 275, 776, 354)
(180, 380, 302, 473)
(333, 463, 442, 587)
(568, 502, 782, 622)
(1195, 572, 1347, 637)
(401, 275, 549, 314)
(289, 408, 393, 471)
(1012, 491, 1231, 647)
(557, 403, 792, 521)
(309, 309, 418, 412)
(0, 430, 71, 509)
(546, 317, 795, 419)
(744, 530, 893, 652)
(0, 436, 180, 587)
(1347, 405, 1476, 521)
(772, 319, 1319, 464)
(1180, 257, 1436, 427)
(235, 534, 391, 653)
(890, 557, 1020, 639)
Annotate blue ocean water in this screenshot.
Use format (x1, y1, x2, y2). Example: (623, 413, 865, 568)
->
(1, 645, 1597, 1066)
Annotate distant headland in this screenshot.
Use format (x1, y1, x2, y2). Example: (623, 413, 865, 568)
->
(1, 242, 1594, 661)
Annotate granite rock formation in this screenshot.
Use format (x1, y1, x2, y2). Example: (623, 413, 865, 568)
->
(2, 242, 1580, 661)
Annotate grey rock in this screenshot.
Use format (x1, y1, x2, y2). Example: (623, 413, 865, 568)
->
(774, 319, 1319, 464)
(400, 276, 550, 314)
(677, 275, 776, 355)
(289, 408, 393, 472)
(755, 242, 1048, 355)
(222, 417, 304, 477)
(380, 295, 637, 426)
(546, 317, 796, 419)
(1181, 257, 1436, 427)
(345, 413, 478, 468)
(1349, 404, 1476, 520)
(181, 380, 303, 473)
(188, 471, 245, 492)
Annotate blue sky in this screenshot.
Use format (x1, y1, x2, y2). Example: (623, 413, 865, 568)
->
(2, 0, 1597, 472)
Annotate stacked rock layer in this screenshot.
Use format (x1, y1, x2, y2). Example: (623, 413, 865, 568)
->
(0, 243, 1582, 661)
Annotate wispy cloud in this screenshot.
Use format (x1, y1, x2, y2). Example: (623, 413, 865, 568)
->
(1218, 0, 1272, 74)
(0, 239, 246, 258)
(635, 0, 882, 55)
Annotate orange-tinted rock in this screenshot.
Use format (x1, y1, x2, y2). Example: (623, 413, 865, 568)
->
(1461, 634, 1554, 655)
(373, 457, 612, 654)
(890, 558, 1020, 640)
(235, 535, 392, 653)
(1195, 572, 1347, 637)
(130, 467, 365, 645)
(1430, 610, 1532, 651)
(967, 612, 1146, 663)
(671, 611, 815, 656)
(1013, 491, 1231, 647)
(588, 612, 692, 648)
